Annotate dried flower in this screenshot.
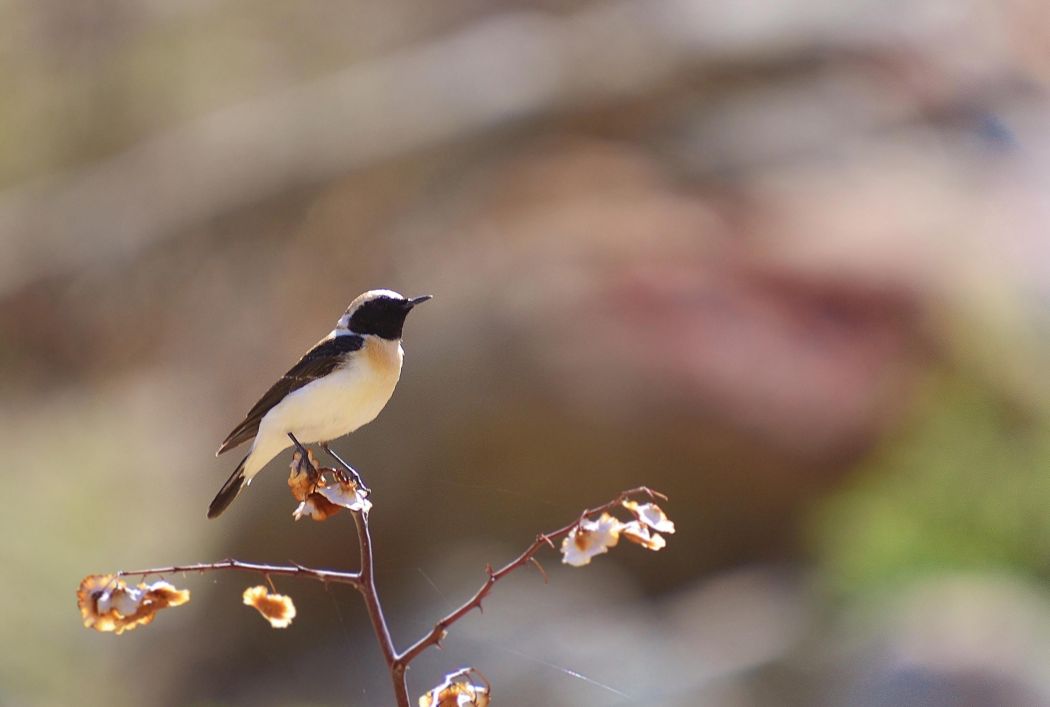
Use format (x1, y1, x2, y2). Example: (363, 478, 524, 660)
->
(622, 500, 675, 534)
(560, 512, 622, 567)
(289, 449, 371, 521)
(77, 574, 190, 635)
(292, 493, 343, 521)
(318, 478, 372, 514)
(288, 448, 321, 501)
(620, 520, 668, 551)
(419, 668, 491, 707)
(242, 585, 296, 628)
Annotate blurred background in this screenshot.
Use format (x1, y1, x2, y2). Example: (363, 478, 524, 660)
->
(4, 0, 1050, 705)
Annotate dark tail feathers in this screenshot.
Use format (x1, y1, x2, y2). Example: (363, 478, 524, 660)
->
(208, 454, 248, 519)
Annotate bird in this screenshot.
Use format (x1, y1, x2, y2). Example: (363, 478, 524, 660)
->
(207, 289, 431, 518)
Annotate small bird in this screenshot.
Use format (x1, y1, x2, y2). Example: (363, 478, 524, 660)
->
(208, 289, 431, 518)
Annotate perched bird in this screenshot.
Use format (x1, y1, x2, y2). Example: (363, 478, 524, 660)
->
(208, 289, 431, 518)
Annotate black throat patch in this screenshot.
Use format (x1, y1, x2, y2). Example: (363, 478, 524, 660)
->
(348, 296, 412, 340)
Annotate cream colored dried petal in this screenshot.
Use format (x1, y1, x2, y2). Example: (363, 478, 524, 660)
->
(104, 586, 144, 616)
(622, 500, 675, 533)
(620, 520, 667, 551)
(560, 512, 623, 567)
(242, 585, 296, 628)
(292, 498, 314, 521)
(318, 479, 372, 514)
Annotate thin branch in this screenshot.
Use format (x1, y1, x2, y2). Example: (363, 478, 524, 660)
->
(97, 482, 665, 707)
(395, 486, 665, 667)
(115, 559, 362, 588)
(349, 509, 410, 707)
(321, 451, 410, 707)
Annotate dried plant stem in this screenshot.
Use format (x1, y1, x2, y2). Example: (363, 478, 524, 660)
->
(395, 486, 665, 667)
(106, 486, 665, 706)
(115, 559, 361, 587)
(348, 508, 409, 707)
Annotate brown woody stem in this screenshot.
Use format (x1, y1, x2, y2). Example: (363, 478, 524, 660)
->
(115, 559, 361, 587)
(348, 508, 410, 707)
(107, 485, 666, 707)
(394, 486, 665, 667)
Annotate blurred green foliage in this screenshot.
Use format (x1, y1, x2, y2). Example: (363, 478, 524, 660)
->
(814, 374, 1050, 595)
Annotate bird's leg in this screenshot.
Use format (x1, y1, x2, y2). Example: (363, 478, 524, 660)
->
(320, 442, 371, 496)
(287, 433, 320, 480)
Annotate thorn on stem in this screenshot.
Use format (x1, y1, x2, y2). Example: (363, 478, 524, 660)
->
(529, 557, 549, 584)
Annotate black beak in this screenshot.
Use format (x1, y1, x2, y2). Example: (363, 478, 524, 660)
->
(406, 295, 433, 308)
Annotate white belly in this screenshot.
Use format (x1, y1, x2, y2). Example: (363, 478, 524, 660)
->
(243, 340, 403, 478)
(275, 363, 398, 442)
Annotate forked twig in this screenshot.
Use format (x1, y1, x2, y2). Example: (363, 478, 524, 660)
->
(86, 474, 667, 707)
(395, 486, 665, 668)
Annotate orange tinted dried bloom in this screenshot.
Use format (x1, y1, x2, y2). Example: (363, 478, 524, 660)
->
(419, 668, 491, 707)
(289, 449, 370, 521)
(288, 449, 321, 501)
(292, 493, 343, 521)
(77, 574, 190, 635)
(144, 581, 191, 606)
(242, 585, 296, 628)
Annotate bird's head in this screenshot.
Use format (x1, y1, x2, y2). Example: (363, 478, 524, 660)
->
(336, 289, 432, 339)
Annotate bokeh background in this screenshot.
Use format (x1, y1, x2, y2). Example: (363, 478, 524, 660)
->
(4, 0, 1050, 705)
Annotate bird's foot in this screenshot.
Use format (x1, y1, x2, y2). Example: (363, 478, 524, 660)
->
(287, 433, 320, 481)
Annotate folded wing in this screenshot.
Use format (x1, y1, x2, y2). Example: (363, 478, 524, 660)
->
(216, 334, 365, 455)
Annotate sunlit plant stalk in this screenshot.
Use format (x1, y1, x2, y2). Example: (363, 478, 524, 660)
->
(78, 450, 673, 706)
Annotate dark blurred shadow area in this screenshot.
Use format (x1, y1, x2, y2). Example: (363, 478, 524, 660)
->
(3, 0, 1050, 705)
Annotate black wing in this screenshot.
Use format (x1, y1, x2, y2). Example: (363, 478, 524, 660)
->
(216, 333, 365, 455)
